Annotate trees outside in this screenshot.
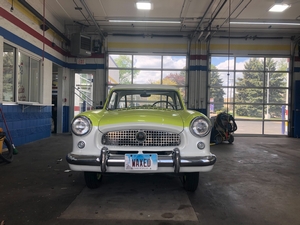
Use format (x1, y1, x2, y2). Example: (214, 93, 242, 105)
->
(163, 71, 186, 86)
(235, 58, 287, 118)
(151, 71, 186, 99)
(265, 58, 288, 118)
(210, 65, 225, 111)
(113, 55, 139, 84)
(235, 58, 264, 118)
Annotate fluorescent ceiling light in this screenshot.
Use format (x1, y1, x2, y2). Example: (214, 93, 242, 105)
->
(109, 20, 181, 24)
(269, 4, 290, 12)
(230, 21, 300, 26)
(136, 2, 152, 10)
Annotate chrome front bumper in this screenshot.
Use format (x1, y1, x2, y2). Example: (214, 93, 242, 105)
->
(66, 147, 217, 173)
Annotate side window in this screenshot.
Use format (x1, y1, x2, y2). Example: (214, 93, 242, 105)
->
(30, 58, 40, 102)
(2, 43, 41, 103)
(174, 94, 182, 110)
(107, 92, 117, 109)
(18, 52, 41, 102)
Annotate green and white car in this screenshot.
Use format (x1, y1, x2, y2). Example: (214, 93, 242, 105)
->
(66, 84, 216, 191)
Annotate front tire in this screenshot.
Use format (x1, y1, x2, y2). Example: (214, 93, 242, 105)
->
(84, 172, 103, 189)
(183, 172, 199, 192)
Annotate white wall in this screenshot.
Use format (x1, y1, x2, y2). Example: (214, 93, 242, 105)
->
(0, 0, 67, 105)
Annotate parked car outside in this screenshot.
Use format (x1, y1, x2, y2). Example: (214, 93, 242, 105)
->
(66, 84, 216, 191)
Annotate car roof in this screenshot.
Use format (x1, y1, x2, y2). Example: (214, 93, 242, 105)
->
(111, 84, 179, 91)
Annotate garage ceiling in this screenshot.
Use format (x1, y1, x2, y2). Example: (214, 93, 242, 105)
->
(39, 0, 300, 40)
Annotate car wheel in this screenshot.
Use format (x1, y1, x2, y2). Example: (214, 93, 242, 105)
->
(84, 172, 103, 189)
(215, 134, 223, 144)
(183, 172, 199, 192)
(228, 134, 234, 144)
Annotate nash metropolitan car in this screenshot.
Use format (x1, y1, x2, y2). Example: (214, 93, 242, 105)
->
(66, 84, 216, 191)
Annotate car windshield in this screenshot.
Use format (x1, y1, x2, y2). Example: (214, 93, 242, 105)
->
(106, 89, 183, 110)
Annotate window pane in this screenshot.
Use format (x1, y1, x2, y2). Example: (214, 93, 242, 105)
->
(107, 92, 117, 109)
(209, 87, 225, 111)
(224, 72, 234, 86)
(133, 55, 161, 69)
(226, 104, 234, 115)
(133, 70, 161, 84)
(17, 52, 40, 102)
(108, 69, 132, 84)
(236, 57, 250, 70)
(264, 89, 288, 104)
(209, 71, 222, 86)
(3, 43, 15, 102)
(163, 56, 186, 69)
(235, 88, 263, 103)
(109, 55, 132, 68)
(18, 52, 30, 101)
(236, 72, 264, 87)
(223, 87, 234, 103)
(265, 58, 289, 72)
(162, 71, 186, 86)
(264, 121, 285, 135)
(211, 57, 234, 70)
(265, 105, 288, 134)
(235, 121, 262, 134)
(209, 71, 233, 87)
(235, 104, 263, 119)
(30, 58, 40, 102)
(265, 72, 288, 88)
(238, 57, 264, 71)
(264, 105, 287, 119)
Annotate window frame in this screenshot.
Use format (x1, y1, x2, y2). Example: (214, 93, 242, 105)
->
(208, 55, 290, 135)
(2, 41, 42, 104)
(107, 53, 188, 103)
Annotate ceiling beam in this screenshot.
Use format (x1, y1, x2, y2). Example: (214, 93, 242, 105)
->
(79, 0, 106, 40)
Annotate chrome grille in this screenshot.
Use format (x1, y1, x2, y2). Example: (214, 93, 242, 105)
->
(102, 130, 181, 147)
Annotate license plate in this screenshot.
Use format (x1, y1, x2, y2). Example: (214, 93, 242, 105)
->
(125, 154, 158, 170)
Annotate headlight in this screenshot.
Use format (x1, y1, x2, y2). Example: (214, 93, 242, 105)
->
(190, 116, 211, 137)
(71, 116, 92, 136)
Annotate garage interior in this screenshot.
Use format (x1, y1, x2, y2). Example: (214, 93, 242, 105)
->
(1, 0, 300, 224)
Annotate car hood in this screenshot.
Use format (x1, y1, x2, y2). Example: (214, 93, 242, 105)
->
(98, 109, 184, 128)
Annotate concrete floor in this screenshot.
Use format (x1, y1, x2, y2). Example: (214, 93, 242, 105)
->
(0, 134, 300, 225)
